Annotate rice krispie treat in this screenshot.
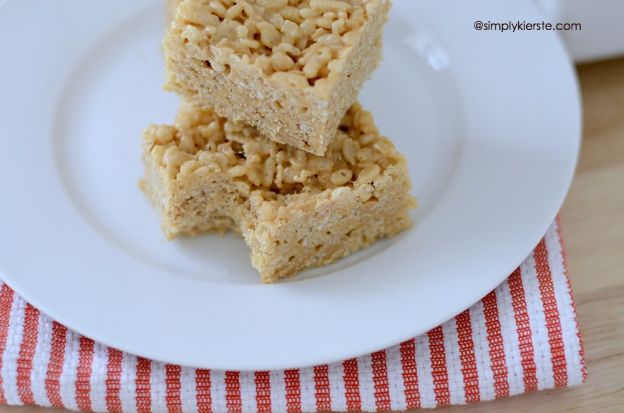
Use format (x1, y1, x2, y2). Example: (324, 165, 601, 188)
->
(142, 102, 414, 283)
(163, 0, 391, 155)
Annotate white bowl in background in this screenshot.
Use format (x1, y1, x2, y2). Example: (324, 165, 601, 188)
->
(535, 0, 624, 62)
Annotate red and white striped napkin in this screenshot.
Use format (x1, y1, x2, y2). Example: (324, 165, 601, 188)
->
(0, 220, 586, 412)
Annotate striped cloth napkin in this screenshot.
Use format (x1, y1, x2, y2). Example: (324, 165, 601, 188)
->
(0, 221, 586, 412)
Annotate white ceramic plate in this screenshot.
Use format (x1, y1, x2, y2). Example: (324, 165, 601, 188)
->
(0, 0, 580, 370)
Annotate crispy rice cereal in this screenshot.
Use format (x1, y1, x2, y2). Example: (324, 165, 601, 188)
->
(142, 102, 414, 282)
(164, 0, 391, 155)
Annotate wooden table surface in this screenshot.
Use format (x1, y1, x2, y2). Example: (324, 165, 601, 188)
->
(2, 58, 623, 413)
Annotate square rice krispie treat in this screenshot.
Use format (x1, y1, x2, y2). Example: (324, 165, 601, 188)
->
(142, 102, 414, 283)
(163, 0, 391, 155)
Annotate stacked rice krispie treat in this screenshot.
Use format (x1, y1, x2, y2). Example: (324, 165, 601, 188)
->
(143, 0, 415, 283)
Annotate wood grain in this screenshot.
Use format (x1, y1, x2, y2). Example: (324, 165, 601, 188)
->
(1, 58, 623, 413)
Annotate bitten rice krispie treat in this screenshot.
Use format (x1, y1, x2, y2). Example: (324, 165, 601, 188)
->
(142, 102, 414, 283)
(163, 0, 391, 155)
